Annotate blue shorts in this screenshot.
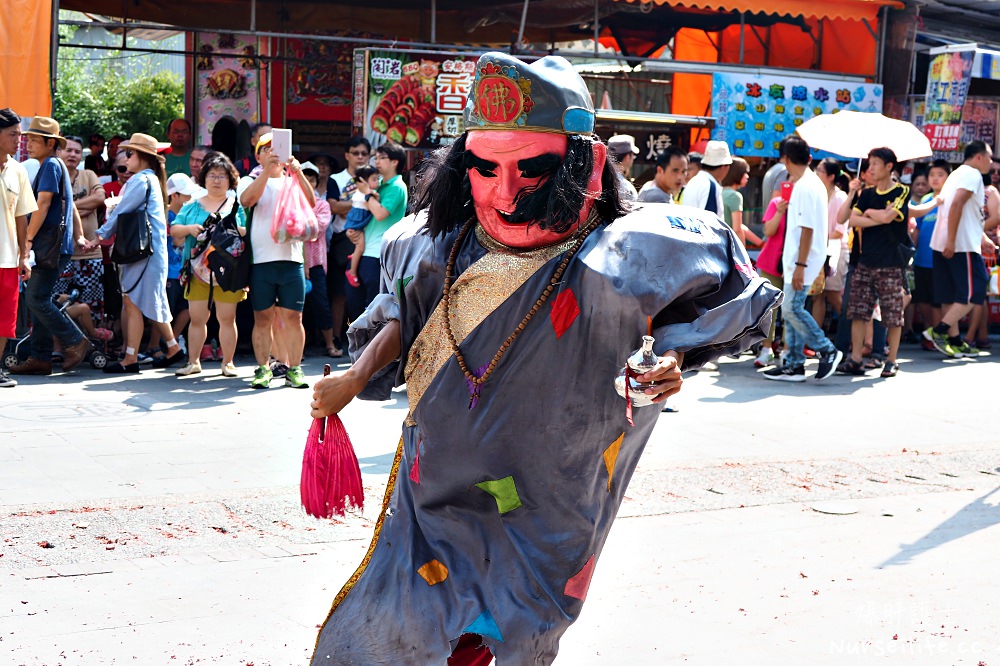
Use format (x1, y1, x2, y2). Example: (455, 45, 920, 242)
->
(932, 251, 988, 306)
(165, 278, 188, 316)
(250, 260, 306, 312)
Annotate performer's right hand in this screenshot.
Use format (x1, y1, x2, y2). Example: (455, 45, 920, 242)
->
(310, 370, 368, 419)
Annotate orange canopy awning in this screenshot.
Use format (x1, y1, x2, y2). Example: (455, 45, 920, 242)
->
(613, 0, 901, 23)
(0, 0, 52, 117)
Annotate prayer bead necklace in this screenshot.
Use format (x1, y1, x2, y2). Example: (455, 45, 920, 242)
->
(442, 213, 602, 407)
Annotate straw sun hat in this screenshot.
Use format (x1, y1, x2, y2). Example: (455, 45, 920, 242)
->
(121, 133, 167, 164)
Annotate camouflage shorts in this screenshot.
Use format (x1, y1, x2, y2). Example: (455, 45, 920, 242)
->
(847, 264, 907, 327)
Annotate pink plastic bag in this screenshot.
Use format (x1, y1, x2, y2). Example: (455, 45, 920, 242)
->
(271, 173, 321, 244)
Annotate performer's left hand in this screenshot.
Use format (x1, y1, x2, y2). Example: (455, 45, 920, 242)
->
(635, 350, 683, 403)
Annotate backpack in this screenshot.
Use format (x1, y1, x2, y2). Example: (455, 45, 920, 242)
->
(206, 204, 250, 292)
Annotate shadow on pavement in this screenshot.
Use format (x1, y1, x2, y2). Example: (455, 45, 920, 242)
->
(879, 483, 1000, 567)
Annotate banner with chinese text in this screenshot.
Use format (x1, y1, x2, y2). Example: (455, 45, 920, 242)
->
(354, 49, 476, 150)
(912, 97, 998, 163)
(710, 73, 883, 158)
(922, 47, 975, 152)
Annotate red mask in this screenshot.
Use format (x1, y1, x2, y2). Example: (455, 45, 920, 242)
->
(466, 131, 605, 249)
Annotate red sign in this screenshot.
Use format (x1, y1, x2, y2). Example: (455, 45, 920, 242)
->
(924, 123, 961, 151)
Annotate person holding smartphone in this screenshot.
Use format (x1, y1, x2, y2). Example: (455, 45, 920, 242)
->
(762, 134, 842, 382)
(342, 166, 380, 287)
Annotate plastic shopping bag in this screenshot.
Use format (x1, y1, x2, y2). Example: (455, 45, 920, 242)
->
(272, 174, 321, 244)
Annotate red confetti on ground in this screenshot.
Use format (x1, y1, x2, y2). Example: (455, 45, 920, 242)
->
(37, 541, 54, 548)
(892, 634, 898, 640)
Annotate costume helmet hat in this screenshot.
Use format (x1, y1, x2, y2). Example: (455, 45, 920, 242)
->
(122, 133, 167, 164)
(24, 116, 67, 149)
(464, 52, 595, 135)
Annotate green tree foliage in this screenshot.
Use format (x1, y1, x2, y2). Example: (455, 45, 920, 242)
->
(53, 50, 184, 140)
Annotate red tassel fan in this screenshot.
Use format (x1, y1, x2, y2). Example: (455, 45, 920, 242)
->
(300, 365, 364, 518)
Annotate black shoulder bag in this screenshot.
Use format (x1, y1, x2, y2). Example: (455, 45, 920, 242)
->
(110, 179, 154, 265)
(30, 158, 67, 270)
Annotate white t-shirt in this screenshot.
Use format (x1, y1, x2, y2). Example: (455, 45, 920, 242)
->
(680, 169, 724, 217)
(0, 158, 38, 268)
(931, 164, 985, 254)
(237, 175, 304, 265)
(328, 169, 358, 234)
(782, 168, 829, 285)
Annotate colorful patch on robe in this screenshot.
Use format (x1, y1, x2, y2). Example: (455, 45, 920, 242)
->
(395, 275, 414, 301)
(549, 289, 580, 339)
(466, 362, 490, 410)
(410, 451, 421, 484)
(603, 433, 624, 492)
(463, 609, 504, 642)
(475, 476, 522, 514)
(417, 559, 449, 585)
(564, 554, 596, 601)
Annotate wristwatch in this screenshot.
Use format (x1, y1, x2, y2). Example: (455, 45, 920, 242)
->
(365, 193, 375, 201)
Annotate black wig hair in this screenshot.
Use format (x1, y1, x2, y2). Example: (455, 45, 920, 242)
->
(412, 133, 629, 239)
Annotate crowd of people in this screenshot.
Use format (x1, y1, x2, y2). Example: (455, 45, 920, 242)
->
(0, 109, 408, 389)
(1, 101, 995, 392)
(608, 132, 998, 382)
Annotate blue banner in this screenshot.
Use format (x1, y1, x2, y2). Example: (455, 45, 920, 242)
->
(710, 72, 883, 158)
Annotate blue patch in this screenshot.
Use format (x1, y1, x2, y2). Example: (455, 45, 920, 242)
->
(666, 215, 703, 235)
(463, 609, 505, 642)
(563, 107, 595, 134)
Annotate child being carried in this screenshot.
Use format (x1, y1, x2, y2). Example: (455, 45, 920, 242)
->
(344, 166, 380, 288)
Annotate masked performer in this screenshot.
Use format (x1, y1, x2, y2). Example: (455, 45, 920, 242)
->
(309, 52, 781, 665)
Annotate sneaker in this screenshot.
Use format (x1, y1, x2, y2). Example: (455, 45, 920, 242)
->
(955, 341, 979, 358)
(0, 369, 16, 388)
(753, 348, 775, 368)
(136, 353, 154, 365)
(221, 362, 238, 377)
(922, 327, 957, 358)
(175, 361, 202, 376)
(762, 364, 806, 382)
(835, 358, 867, 376)
(920, 337, 936, 352)
(269, 359, 288, 378)
(200, 344, 214, 362)
(285, 365, 309, 388)
(815, 348, 843, 381)
(880, 361, 899, 378)
(251, 365, 273, 389)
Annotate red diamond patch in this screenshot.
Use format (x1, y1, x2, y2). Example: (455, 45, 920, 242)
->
(550, 289, 580, 339)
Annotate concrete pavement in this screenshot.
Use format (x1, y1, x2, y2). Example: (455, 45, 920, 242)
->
(2, 346, 999, 664)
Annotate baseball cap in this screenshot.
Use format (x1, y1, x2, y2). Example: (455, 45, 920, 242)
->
(607, 134, 640, 156)
(166, 173, 205, 197)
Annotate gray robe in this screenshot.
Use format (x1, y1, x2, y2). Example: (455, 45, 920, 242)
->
(312, 203, 781, 665)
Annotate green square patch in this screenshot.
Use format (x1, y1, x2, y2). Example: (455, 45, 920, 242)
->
(475, 476, 522, 514)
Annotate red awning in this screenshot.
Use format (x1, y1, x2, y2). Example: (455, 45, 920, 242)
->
(613, 0, 902, 23)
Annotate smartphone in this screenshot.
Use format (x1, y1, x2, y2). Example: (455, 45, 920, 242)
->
(780, 181, 793, 202)
(271, 128, 292, 163)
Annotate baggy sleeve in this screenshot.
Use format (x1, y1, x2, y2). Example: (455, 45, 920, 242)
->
(649, 215, 782, 369)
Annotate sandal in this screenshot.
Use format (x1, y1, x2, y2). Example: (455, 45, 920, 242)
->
(345, 270, 361, 288)
(863, 356, 884, 370)
(326, 346, 344, 358)
(880, 361, 899, 378)
(836, 358, 866, 375)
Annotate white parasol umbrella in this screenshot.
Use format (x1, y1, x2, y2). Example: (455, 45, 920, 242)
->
(795, 110, 933, 162)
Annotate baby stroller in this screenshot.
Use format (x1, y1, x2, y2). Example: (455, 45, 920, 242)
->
(2, 289, 111, 370)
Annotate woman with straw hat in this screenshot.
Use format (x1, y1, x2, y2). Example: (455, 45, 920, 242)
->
(85, 133, 183, 373)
